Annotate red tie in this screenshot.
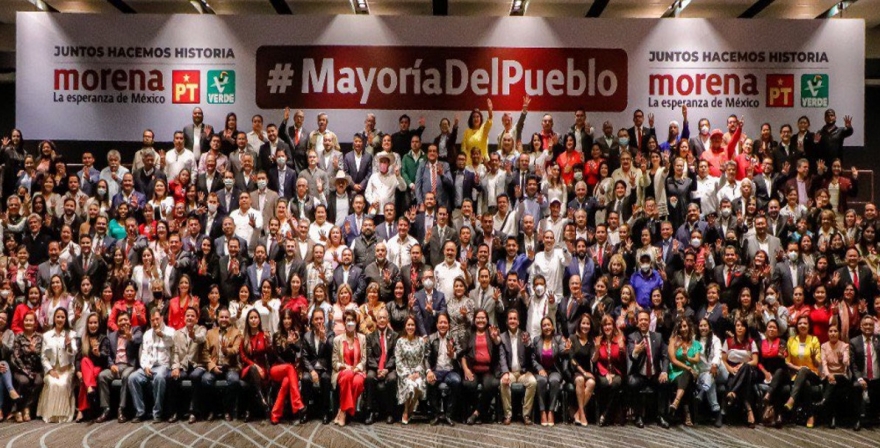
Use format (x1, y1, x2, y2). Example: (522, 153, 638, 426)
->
(295, 129, 301, 146)
(597, 246, 604, 266)
(379, 331, 387, 370)
(853, 270, 860, 291)
(645, 335, 653, 377)
(637, 129, 642, 149)
(867, 339, 874, 380)
(726, 269, 733, 287)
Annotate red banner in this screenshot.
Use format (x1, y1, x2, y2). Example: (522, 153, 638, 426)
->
(255, 45, 628, 111)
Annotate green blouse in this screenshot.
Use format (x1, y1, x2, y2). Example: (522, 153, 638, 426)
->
(668, 339, 703, 381)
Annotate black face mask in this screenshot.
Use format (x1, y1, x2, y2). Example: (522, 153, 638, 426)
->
(153, 291, 164, 300)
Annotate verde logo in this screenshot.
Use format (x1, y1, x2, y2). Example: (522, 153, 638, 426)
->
(207, 70, 235, 104)
(800, 74, 828, 108)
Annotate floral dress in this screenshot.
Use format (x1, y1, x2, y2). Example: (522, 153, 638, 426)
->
(445, 295, 475, 348)
(394, 337, 427, 404)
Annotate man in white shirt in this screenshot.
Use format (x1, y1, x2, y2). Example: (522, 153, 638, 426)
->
(386, 217, 417, 270)
(538, 199, 569, 243)
(165, 131, 196, 180)
(434, 240, 469, 303)
(530, 230, 572, 298)
(231, 192, 263, 252)
(693, 159, 721, 218)
(128, 309, 175, 423)
(246, 114, 268, 154)
(365, 153, 406, 215)
(716, 162, 741, 204)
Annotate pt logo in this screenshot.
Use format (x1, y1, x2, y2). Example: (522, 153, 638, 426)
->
(207, 70, 236, 104)
(801, 74, 829, 108)
(172, 70, 200, 104)
(766, 74, 794, 108)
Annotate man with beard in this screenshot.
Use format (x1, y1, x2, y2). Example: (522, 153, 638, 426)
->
(564, 238, 597, 297)
(363, 242, 401, 303)
(351, 218, 378, 270)
(331, 248, 366, 304)
(496, 236, 533, 287)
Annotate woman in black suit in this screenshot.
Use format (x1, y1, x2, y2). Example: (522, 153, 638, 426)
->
(532, 316, 568, 427)
(459, 309, 501, 425)
(191, 236, 219, 303)
(568, 313, 596, 426)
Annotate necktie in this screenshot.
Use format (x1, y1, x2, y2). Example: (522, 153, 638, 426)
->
(597, 246, 604, 266)
(83, 254, 90, 272)
(645, 334, 653, 377)
(379, 331, 387, 370)
(295, 129, 301, 146)
(637, 129, 643, 149)
(431, 164, 437, 194)
(726, 268, 732, 287)
(868, 340, 875, 380)
(853, 270, 860, 290)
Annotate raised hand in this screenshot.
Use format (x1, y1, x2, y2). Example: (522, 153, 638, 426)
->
(844, 115, 853, 127)
(648, 113, 655, 128)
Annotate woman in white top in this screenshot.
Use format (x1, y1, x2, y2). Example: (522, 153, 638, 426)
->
(522, 275, 557, 339)
(37, 308, 78, 422)
(252, 279, 281, 335)
(230, 284, 254, 332)
(148, 221, 171, 268)
(696, 317, 727, 426)
(308, 205, 334, 246)
(274, 200, 297, 240)
(131, 247, 162, 306)
(70, 276, 101, 338)
(57, 225, 80, 266)
(541, 162, 567, 218)
(323, 226, 345, 270)
(41, 275, 72, 330)
(148, 178, 175, 222)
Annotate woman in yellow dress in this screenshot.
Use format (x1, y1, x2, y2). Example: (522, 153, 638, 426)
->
(463, 98, 493, 167)
(784, 315, 822, 427)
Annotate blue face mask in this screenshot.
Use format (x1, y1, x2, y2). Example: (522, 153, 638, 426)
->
(618, 137, 629, 147)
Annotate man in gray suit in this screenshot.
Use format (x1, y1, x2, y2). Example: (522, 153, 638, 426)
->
(278, 107, 309, 172)
(37, 241, 66, 292)
(771, 240, 806, 304)
(744, 215, 782, 268)
(414, 144, 453, 210)
(499, 308, 537, 425)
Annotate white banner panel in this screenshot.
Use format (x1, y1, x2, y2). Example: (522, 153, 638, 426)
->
(16, 13, 865, 145)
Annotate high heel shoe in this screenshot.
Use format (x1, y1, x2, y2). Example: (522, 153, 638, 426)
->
(13, 412, 22, 423)
(746, 407, 755, 429)
(684, 408, 693, 427)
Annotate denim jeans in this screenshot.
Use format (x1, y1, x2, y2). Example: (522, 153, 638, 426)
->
(697, 364, 728, 413)
(202, 369, 242, 415)
(0, 361, 14, 408)
(129, 366, 169, 419)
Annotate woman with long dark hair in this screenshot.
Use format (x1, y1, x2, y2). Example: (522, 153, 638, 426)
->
(568, 313, 596, 426)
(269, 308, 304, 424)
(722, 317, 759, 427)
(395, 315, 427, 424)
(696, 317, 725, 427)
(10, 310, 42, 422)
(783, 314, 821, 427)
(37, 307, 77, 422)
(460, 308, 501, 425)
(667, 316, 700, 426)
(240, 308, 272, 422)
(757, 319, 787, 428)
(75, 312, 109, 422)
(532, 316, 568, 426)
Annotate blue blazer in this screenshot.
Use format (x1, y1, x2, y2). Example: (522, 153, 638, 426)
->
(413, 289, 447, 336)
(495, 254, 533, 284)
(563, 256, 597, 297)
(343, 151, 374, 192)
(414, 161, 453, 208)
(246, 263, 274, 298)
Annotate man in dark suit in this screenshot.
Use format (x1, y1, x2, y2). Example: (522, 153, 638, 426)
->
(299, 309, 334, 424)
(588, 224, 614, 274)
(753, 157, 786, 204)
(110, 173, 147, 216)
(433, 116, 459, 166)
(594, 121, 619, 157)
(256, 221, 285, 263)
(183, 107, 213, 160)
(215, 173, 241, 215)
(413, 268, 447, 336)
(448, 153, 481, 212)
(201, 193, 226, 241)
(710, 244, 748, 308)
(653, 221, 683, 274)
(563, 238, 598, 297)
(213, 217, 249, 259)
(267, 146, 297, 200)
(771, 241, 806, 304)
(196, 156, 225, 195)
(408, 194, 437, 244)
(325, 174, 353, 227)
(245, 244, 273, 299)
(626, 309, 670, 428)
(556, 276, 591, 337)
(342, 196, 370, 245)
(215, 238, 247, 305)
(343, 134, 374, 194)
(88, 216, 116, 261)
(276, 239, 307, 296)
(783, 158, 821, 206)
(835, 247, 877, 299)
(425, 206, 459, 267)
(132, 150, 166, 199)
(415, 144, 453, 210)
(667, 249, 707, 310)
(331, 248, 366, 304)
(771, 124, 798, 175)
(498, 309, 537, 425)
(69, 234, 108, 293)
(278, 107, 310, 172)
(96, 312, 143, 423)
(674, 204, 709, 247)
(364, 308, 399, 425)
(257, 124, 293, 172)
(506, 154, 532, 200)
(851, 315, 880, 431)
(765, 200, 790, 241)
(626, 109, 655, 155)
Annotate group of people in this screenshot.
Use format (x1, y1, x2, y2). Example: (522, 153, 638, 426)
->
(0, 98, 876, 432)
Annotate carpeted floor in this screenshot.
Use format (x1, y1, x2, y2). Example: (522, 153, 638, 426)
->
(0, 419, 878, 448)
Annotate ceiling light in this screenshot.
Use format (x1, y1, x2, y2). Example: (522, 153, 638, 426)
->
(510, 0, 527, 16)
(351, 0, 369, 14)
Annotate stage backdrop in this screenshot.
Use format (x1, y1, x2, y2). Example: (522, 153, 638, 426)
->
(16, 13, 865, 145)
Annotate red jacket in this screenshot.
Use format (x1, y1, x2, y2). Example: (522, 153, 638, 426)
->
(241, 331, 273, 380)
(108, 300, 147, 332)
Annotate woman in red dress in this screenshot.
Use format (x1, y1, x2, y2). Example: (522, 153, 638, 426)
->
(240, 308, 272, 422)
(594, 314, 625, 426)
(331, 309, 366, 426)
(167, 274, 198, 330)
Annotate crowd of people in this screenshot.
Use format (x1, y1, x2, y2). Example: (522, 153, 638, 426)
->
(0, 97, 875, 432)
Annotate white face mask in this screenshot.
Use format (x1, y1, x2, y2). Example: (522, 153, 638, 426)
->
(0, 290, 9, 298)
(345, 321, 356, 331)
(720, 208, 732, 218)
(423, 279, 434, 290)
(97, 187, 107, 196)
(700, 126, 709, 136)
(765, 295, 777, 305)
(788, 251, 799, 262)
(257, 180, 268, 190)
(641, 263, 652, 273)
(223, 178, 234, 188)
(534, 285, 546, 296)
(207, 203, 218, 213)
(690, 238, 701, 248)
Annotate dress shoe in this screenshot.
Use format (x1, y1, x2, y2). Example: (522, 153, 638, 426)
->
(189, 415, 197, 424)
(714, 412, 723, 428)
(658, 417, 670, 429)
(523, 416, 533, 426)
(168, 413, 178, 423)
(467, 413, 479, 425)
(430, 416, 440, 426)
(444, 415, 455, 427)
(96, 409, 111, 424)
(854, 419, 862, 431)
(152, 418, 163, 424)
(365, 412, 375, 425)
(224, 413, 233, 422)
(828, 416, 836, 429)
(386, 415, 394, 424)
(299, 412, 309, 424)
(322, 415, 332, 425)
(131, 416, 143, 424)
(635, 417, 645, 428)
(118, 414, 129, 424)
